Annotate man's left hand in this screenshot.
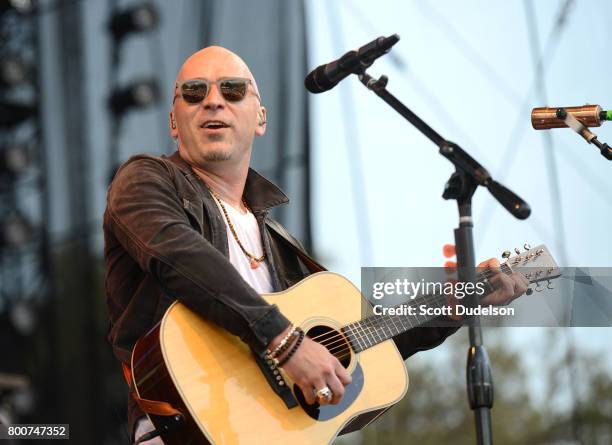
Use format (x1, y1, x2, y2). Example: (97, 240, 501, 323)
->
(477, 258, 529, 306)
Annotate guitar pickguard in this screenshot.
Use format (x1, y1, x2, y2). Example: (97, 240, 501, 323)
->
(293, 362, 364, 421)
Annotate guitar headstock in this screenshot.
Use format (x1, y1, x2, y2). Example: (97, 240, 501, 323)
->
(502, 244, 561, 293)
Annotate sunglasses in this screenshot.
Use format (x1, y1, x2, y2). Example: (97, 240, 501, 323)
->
(174, 77, 259, 104)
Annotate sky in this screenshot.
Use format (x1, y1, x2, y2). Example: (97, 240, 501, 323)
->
(304, 0, 612, 414)
(306, 0, 612, 275)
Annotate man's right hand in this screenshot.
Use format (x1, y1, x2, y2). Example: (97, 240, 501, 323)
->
(268, 329, 352, 406)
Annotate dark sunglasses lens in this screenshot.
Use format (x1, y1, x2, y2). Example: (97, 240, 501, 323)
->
(181, 80, 208, 103)
(220, 79, 248, 102)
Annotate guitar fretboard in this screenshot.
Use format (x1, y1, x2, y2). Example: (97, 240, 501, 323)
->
(340, 265, 512, 353)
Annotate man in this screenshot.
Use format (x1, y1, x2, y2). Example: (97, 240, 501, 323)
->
(104, 46, 528, 444)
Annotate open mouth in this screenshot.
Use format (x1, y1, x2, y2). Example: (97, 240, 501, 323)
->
(200, 120, 230, 130)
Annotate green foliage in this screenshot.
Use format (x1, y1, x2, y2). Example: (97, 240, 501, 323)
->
(336, 329, 612, 445)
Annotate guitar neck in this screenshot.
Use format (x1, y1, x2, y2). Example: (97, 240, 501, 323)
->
(340, 265, 512, 353)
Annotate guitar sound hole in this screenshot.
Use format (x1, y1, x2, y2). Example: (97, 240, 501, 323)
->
(307, 325, 351, 368)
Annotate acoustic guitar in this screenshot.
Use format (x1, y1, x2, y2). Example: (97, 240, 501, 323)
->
(130, 244, 560, 444)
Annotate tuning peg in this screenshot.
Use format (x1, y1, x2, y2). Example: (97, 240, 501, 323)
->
(514, 247, 521, 255)
(526, 287, 533, 295)
(547, 280, 554, 290)
(536, 248, 544, 255)
(523, 243, 531, 251)
(502, 250, 511, 259)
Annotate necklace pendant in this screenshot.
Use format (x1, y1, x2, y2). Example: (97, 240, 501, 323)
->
(250, 259, 259, 269)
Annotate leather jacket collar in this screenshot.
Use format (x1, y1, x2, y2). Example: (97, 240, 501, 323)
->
(167, 151, 289, 213)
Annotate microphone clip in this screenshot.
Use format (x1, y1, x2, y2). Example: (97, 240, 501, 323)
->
(359, 73, 388, 92)
(557, 108, 612, 161)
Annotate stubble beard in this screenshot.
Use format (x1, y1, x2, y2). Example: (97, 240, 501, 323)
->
(202, 150, 232, 162)
(200, 134, 233, 162)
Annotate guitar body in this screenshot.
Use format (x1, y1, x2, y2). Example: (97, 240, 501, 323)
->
(131, 272, 409, 444)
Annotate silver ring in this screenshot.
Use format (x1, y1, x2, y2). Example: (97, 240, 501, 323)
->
(315, 386, 333, 403)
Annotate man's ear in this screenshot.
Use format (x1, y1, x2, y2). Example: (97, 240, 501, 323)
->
(255, 106, 267, 136)
(169, 111, 178, 139)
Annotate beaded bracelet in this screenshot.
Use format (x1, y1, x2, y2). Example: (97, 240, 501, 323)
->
(266, 324, 297, 360)
(277, 328, 305, 368)
(271, 328, 301, 361)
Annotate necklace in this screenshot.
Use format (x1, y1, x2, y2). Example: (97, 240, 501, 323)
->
(207, 187, 266, 269)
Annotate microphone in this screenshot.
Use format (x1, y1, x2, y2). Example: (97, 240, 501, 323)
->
(531, 104, 612, 130)
(305, 34, 400, 94)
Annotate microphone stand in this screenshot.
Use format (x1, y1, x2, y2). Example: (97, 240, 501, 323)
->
(355, 71, 531, 445)
(556, 108, 612, 160)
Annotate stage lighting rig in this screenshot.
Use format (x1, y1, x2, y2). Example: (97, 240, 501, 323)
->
(0, 0, 49, 431)
(108, 78, 159, 116)
(106, 2, 164, 181)
(108, 2, 158, 42)
(9, 299, 36, 336)
(0, 141, 31, 180)
(0, 211, 32, 250)
(0, 101, 35, 127)
(0, 0, 33, 16)
(0, 56, 28, 87)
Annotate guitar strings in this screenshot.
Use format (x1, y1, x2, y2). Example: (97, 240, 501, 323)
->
(314, 290, 457, 356)
(325, 274, 506, 361)
(315, 294, 449, 355)
(308, 268, 500, 350)
(311, 291, 445, 352)
(311, 264, 543, 362)
(322, 297, 457, 361)
(323, 271, 506, 354)
(318, 291, 447, 353)
(323, 268, 530, 357)
(303, 267, 513, 353)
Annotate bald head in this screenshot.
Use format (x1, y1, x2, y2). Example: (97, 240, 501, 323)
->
(174, 46, 261, 100)
(169, 46, 268, 176)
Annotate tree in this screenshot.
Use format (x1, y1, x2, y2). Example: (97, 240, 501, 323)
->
(337, 328, 612, 444)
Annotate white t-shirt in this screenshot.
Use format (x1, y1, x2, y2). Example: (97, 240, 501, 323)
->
(214, 198, 274, 295)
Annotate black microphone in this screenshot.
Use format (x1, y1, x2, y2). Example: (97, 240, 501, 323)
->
(305, 34, 400, 94)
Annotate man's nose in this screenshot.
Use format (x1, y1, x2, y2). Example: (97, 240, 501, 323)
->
(202, 84, 225, 109)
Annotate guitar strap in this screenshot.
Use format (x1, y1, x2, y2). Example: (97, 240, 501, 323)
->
(265, 219, 327, 273)
(121, 362, 183, 417)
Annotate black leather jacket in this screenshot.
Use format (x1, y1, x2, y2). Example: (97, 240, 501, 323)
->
(104, 151, 306, 364)
(103, 151, 458, 433)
